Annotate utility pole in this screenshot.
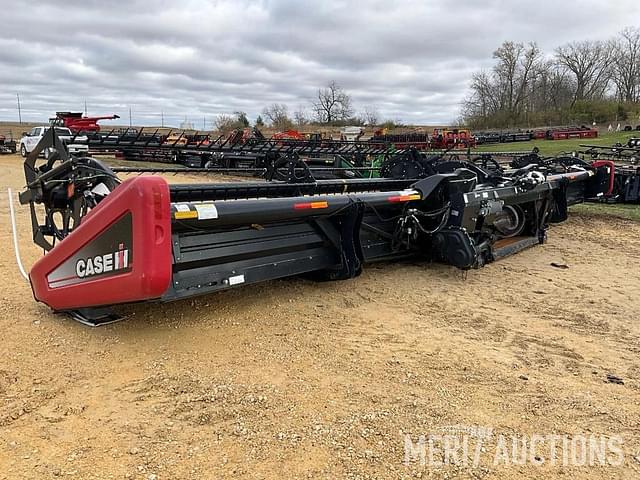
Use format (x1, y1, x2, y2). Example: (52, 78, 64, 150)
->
(16, 93, 22, 125)
(161, 111, 164, 128)
(129, 107, 132, 127)
(203, 115, 206, 130)
(84, 99, 87, 116)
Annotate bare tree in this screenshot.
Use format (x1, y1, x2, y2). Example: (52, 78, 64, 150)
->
(293, 105, 308, 126)
(214, 112, 253, 133)
(462, 34, 640, 128)
(462, 42, 542, 126)
(360, 106, 379, 126)
(612, 27, 640, 102)
(493, 42, 542, 122)
(262, 103, 293, 130)
(234, 111, 249, 128)
(463, 70, 501, 119)
(312, 81, 354, 123)
(555, 40, 615, 103)
(214, 114, 236, 133)
(534, 62, 573, 110)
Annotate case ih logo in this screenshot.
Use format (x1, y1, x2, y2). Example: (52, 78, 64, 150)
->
(46, 213, 133, 289)
(75, 243, 130, 278)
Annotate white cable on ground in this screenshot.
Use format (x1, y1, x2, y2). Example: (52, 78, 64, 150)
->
(8, 188, 29, 281)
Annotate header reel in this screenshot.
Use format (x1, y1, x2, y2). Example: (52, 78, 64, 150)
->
(19, 127, 120, 251)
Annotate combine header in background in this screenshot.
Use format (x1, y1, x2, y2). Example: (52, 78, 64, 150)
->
(579, 142, 640, 203)
(50, 112, 120, 134)
(474, 131, 533, 145)
(473, 126, 598, 145)
(17, 128, 613, 325)
(580, 139, 640, 163)
(371, 130, 430, 150)
(430, 128, 476, 149)
(533, 126, 598, 140)
(609, 164, 640, 203)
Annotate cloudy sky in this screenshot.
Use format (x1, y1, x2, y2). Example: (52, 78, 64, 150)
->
(0, 0, 638, 127)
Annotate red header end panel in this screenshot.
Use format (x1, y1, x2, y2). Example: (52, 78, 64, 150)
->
(591, 160, 615, 197)
(30, 176, 172, 311)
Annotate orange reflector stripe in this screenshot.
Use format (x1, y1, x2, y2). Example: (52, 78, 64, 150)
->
(293, 201, 329, 210)
(388, 193, 421, 203)
(174, 210, 198, 219)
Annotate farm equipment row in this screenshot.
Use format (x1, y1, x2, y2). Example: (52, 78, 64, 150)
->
(0, 133, 17, 154)
(26, 122, 640, 203)
(43, 112, 605, 155)
(83, 127, 515, 174)
(475, 126, 599, 145)
(17, 128, 615, 325)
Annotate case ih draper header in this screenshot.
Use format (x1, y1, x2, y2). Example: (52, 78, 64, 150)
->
(18, 128, 613, 325)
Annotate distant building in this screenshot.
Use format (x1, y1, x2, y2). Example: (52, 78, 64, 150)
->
(180, 119, 194, 130)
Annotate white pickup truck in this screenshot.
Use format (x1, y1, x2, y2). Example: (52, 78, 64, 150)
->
(20, 126, 89, 159)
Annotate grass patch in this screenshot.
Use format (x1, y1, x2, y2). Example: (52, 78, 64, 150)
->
(570, 202, 640, 222)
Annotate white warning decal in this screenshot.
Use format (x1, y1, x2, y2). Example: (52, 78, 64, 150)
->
(194, 203, 218, 220)
(228, 274, 245, 285)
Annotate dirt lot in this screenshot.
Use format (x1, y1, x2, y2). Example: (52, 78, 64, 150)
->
(0, 153, 639, 479)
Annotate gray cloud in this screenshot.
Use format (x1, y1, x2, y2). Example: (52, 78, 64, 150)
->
(0, 0, 637, 126)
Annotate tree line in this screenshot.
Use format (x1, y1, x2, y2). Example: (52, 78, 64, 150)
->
(461, 27, 640, 129)
(214, 81, 386, 133)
